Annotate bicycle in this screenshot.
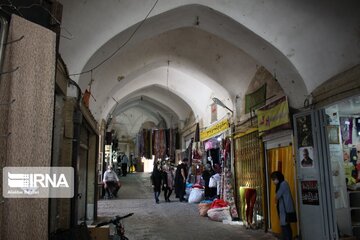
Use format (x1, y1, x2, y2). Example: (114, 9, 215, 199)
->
(96, 213, 134, 240)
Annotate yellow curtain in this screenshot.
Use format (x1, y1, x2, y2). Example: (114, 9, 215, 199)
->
(267, 146, 298, 237)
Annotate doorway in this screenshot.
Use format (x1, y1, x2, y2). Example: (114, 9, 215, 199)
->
(266, 145, 298, 238)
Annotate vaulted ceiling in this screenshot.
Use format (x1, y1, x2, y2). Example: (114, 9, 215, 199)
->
(58, 0, 360, 137)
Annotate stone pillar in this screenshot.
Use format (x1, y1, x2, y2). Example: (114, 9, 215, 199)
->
(0, 15, 56, 240)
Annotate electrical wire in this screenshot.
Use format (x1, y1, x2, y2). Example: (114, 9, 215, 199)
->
(3, 0, 23, 17)
(2, 1, 74, 40)
(17, 2, 74, 40)
(69, 0, 159, 77)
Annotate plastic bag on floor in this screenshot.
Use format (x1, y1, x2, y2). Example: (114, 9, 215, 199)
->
(207, 206, 232, 222)
(188, 188, 204, 203)
(185, 187, 192, 200)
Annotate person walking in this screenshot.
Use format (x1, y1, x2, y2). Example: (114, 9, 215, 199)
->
(151, 163, 162, 204)
(270, 171, 296, 240)
(175, 158, 189, 202)
(202, 163, 215, 199)
(103, 165, 121, 199)
(162, 164, 174, 202)
(121, 153, 129, 176)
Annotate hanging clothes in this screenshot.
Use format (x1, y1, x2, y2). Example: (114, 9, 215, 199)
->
(223, 167, 239, 219)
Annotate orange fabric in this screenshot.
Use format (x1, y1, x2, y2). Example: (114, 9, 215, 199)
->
(83, 89, 91, 108)
(267, 146, 298, 237)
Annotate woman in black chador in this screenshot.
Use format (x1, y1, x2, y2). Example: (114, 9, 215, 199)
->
(151, 163, 162, 204)
(174, 158, 189, 202)
(202, 163, 215, 199)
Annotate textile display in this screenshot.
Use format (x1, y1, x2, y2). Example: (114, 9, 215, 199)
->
(192, 142, 203, 160)
(167, 128, 176, 160)
(138, 128, 177, 161)
(222, 167, 239, 218)
(153, 129, 166, 160)
(340, 117, 353, 145)
(204, 138, 220, 151)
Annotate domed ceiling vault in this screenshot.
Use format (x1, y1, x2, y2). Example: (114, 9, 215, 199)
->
(58, 1, 360, 136)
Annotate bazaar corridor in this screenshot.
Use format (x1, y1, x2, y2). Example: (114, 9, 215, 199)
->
(0, 1, 359, 240)
(96, 172, 276, 240)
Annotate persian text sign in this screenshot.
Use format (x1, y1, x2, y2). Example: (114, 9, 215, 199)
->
(200, 119, 229, 141)
(301, 180, 320, 205)
(3, 167, 74, 198)
(256, 96, 290, 134)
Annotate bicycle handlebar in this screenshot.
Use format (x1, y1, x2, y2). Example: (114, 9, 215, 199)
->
(95, 213, 134, 228)
(95, 221, 111, 228)
(117, 213, 134, 220)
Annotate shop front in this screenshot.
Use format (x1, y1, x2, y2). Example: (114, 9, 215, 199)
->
(234, 127, 265, 229)
(200, 119, 238, 218)
(294, 93, 360, 239)
(257, 96, 299, 238)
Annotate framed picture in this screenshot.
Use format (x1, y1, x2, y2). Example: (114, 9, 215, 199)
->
(327, 125, 340, 144)
(296, 115, 314, 147)
(299, 147, 314, 168)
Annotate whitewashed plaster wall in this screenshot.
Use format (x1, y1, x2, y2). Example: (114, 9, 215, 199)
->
(58, 0, 360, 130)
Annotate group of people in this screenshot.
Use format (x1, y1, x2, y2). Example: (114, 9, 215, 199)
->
(151, 157, 223, 204)
(150, 158, 189, 204)
(117, 153, 137, 176)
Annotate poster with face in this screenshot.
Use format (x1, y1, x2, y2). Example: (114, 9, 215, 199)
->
(296, 115, 314, 147)
(299, 147, 314, 168)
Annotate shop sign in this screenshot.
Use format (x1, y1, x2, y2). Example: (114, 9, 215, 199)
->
(105, 145, 112, 163)
(233, 128, 258, 139)
(301, 180, 320, 205)
(200, 119, 229, 141)
(257, 96, 290, 135)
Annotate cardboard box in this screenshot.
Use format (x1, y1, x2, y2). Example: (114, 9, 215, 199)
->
(88, 225, 109, 240)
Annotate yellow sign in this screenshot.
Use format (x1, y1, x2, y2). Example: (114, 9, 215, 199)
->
(257, 96, 290, 134)
(233, 128, 258, 139)
(200, 119, 229, 141)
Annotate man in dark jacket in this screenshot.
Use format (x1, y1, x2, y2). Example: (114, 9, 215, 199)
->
(174, 158, 189, 202)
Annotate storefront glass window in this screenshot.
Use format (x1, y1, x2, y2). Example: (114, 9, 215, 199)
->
(325, 94, 360, 237)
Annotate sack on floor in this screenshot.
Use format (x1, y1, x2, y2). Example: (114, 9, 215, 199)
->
(207, 206, 232, 222)
(198, 203, 212, 217)
(188, 188, 204, 203)
(210, 199, 229, 209)
(185, 187, 192, 200)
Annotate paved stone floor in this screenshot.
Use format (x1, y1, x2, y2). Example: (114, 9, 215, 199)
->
(97, 172, 277, 240)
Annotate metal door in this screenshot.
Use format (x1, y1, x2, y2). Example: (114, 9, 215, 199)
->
(293, 110, 337, 240)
